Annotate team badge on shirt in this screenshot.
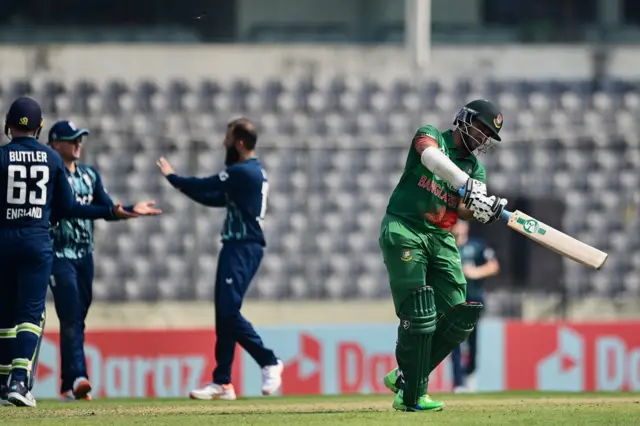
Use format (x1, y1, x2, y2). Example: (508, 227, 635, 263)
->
(401, 249, 413, 262)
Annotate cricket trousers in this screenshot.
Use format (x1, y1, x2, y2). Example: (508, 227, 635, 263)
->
(212, 242, 278, 385)
(379, 214, 467, 315)
(451, 294, 484, 387)
(0, 229, 52, 387)
(49, 254, 94, 394)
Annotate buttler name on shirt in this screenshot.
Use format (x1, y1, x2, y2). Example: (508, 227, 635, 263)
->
(6, 150, 49, 220)
(9, 151, 48, 163)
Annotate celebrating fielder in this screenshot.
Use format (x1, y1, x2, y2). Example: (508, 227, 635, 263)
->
(158, 117, 282, 400)
(379, 99, 507, 412)
(47, 120, 162, 401)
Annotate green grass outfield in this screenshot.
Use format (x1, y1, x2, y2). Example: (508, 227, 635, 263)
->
(2, 392, 640, 425)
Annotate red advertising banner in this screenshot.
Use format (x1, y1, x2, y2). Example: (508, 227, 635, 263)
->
(34, 325, 451, 398)
(33, 320, 640, 398)
(36, 330, 243, 398)
(504, 321, 640, 391)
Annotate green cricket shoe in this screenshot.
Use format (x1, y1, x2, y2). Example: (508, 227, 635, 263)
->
(392, 390, 445, 412)
(383, 368, 401, 394)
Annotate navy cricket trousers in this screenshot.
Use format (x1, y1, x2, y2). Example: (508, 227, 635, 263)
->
(0, 229, 52, 385)
(49, 254, 94, 393)
(451, 295, 484, 387)
(212, 242, 278, 385)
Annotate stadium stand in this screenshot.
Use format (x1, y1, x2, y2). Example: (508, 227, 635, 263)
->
(6, 75, 636, 302)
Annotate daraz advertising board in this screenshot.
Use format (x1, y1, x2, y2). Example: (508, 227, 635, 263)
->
(31, 320, 640, 398)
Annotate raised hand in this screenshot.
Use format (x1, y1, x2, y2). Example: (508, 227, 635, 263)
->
(157, 157, 176, 177)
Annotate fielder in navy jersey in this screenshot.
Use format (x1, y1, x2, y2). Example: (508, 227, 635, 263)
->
(157, 117, 282, 400)
(450, 220, 500, 393)
(47, 120, 162, 401)
(0, 98, 144, 407)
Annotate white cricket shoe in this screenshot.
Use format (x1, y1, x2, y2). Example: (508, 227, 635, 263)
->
(453, 386, 470, 394)
(466, 373, 478, 392)
(189, 383, 237, 400)
(261, 359, 284, 395)
(7, 381, 36, 407)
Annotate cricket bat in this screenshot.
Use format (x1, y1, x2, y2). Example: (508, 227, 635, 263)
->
(458, 189, 608, 270)
(420, 147, 608, 270)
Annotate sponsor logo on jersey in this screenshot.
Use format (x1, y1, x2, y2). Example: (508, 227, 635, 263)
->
(417, 176, 459, 208)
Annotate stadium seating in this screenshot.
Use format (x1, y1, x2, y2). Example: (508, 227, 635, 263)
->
(7, 75, 637, 304)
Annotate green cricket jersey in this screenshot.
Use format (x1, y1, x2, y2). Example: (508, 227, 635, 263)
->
(385, 125, 486, 234)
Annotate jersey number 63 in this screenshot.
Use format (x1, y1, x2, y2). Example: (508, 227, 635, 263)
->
(6, 164, 50, 206)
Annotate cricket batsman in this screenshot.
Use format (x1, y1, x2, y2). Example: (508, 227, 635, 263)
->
(47, 120, 162, 401)
(0, 98, 140, 407)
(157, 117, 283, 400)
(450, 220, 500, 393)
(379, 99, 507, 411)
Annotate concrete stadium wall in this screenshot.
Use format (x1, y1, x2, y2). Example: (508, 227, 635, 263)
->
(43, 301, 398, 331)
(1, 44, 638, 83)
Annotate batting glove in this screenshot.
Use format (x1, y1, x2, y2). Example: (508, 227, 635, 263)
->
(468, 194, 508, 224)
(461, 178, 488, 206)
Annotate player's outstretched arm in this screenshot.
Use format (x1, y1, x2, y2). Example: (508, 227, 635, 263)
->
(67, 201, 138, 220)
(52, 163, 138, 220)
(178, 190, 227, 207)
(157, 156, 234, 197)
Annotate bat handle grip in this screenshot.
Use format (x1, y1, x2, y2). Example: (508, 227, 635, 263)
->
(458, 187, 512, 222)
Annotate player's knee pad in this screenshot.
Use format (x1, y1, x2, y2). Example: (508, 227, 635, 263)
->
(428, 302, 483, 374)
(440, 302, 483, 342)
(398, 286, 437, 336)
(396, 286, 437, 406)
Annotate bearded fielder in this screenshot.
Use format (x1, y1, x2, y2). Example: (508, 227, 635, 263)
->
(157, 118, 283, 400)
(379, 100, 507, 411)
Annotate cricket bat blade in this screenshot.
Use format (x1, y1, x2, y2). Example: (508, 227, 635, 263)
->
(457, 186, 607, 270)
(507, 210, 608, 270)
